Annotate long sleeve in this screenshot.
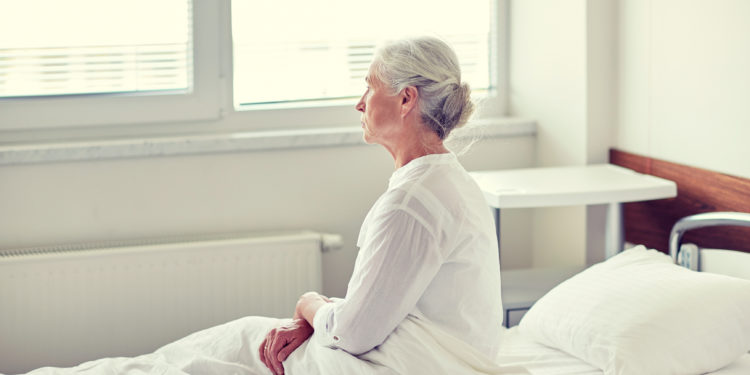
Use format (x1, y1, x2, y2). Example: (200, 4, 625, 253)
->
(313, 207, 443, 355)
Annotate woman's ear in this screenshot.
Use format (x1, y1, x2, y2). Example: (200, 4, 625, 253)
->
(400, 86, 418, 117)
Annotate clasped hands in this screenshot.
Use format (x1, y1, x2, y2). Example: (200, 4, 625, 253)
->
(259, 291, 331, 375)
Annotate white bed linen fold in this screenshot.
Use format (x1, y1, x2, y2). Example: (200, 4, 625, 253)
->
(17, 315, 528, 375)
(495, 327, 750, 375)
(14, 316, 750, 375)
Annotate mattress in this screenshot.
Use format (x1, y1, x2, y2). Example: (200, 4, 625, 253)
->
(496, 327, 750, 375)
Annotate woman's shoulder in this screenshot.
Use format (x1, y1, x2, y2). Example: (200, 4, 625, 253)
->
(397, 160, 473, 200)
(382, 164, 469, 221)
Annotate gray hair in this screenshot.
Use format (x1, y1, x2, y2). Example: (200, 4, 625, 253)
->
(371, 36, 474, 140)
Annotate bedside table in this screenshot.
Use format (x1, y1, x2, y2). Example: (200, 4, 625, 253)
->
(469, 164, 677, 327)
(501, 265, 585, 327)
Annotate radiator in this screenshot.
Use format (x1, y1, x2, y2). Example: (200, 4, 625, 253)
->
(0, 231, 340, 374)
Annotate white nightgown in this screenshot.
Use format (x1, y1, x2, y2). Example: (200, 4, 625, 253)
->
(313, 152, 503, 356)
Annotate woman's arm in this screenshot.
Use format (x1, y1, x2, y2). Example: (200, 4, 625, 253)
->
(312, 208, 442, 355)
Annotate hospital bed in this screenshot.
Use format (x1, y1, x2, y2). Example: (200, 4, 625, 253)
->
(495, 211, 750, 375)
(8, 149, 750, 375)
(12, 216, 750, 375)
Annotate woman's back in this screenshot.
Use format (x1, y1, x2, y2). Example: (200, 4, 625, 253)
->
(341, 152, 503, 357)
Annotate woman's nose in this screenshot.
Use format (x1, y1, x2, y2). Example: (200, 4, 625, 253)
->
(355, 96, 365, 112)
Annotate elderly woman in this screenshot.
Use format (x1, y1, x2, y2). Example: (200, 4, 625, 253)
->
(259, 36, 504, 374)
(17, 36, 509, 375)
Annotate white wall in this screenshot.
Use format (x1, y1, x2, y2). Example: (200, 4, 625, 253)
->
(509, 0, 588, 168)
(617, 0, 750, 179)
(0, 136, 535, 298)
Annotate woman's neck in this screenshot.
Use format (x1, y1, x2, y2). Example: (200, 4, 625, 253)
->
(387, 132, 449, 169)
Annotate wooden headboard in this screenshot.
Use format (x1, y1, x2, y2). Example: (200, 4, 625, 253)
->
(609, 149, 750, 253)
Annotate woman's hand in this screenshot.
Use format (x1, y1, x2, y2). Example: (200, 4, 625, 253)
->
(259, 318, 313, 375)
(295, 291, 331, 324)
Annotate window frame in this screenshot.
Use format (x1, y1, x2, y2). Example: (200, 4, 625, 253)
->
(0, 0, 222, 132)
(0, 0, 508, 138)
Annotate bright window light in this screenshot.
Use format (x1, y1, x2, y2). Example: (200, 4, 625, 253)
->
(231, 0, 492, 108)
(0, 0, 192, 98)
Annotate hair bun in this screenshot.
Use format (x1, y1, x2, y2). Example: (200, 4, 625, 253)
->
(442, 82, 474, 132)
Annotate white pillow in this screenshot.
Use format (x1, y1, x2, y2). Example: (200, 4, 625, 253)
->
(518, 245, 750, 375)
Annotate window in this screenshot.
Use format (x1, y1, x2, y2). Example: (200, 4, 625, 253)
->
(231, 0, 493, 108)
(0, 0, 220, 131)
(0, 0, 191, 98)
(0, 0, 506, 136)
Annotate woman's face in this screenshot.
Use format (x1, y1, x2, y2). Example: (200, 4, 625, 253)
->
(355, 70, 403, 146)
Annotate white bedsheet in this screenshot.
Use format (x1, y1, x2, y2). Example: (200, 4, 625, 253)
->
(14, 317, 750, 375)
(495, 327, 750, 375)
(17, 315, 528, 375)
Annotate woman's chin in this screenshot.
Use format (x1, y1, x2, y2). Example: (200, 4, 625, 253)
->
(362, 133, 376, 144)
(361, 126, 375, 144)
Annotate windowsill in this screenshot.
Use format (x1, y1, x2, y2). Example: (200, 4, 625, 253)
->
(0, 117, 536, 165)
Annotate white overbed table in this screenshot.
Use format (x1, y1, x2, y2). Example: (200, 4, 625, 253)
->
(469, 164, 677, 326)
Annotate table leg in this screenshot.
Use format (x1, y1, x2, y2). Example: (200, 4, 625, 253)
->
(605, 202, 624, 258)
(493, 207, 501, 267)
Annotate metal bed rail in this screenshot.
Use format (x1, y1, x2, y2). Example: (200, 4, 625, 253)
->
(669, 212, 750, 266)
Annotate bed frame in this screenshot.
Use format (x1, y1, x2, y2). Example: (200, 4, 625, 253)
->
(609, 148, 750, 254)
